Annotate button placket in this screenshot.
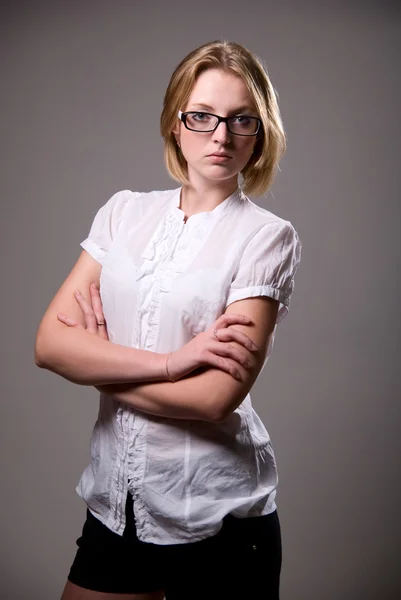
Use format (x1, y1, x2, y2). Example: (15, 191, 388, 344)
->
(124, 198, 244, 542)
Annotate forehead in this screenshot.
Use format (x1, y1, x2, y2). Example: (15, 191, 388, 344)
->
(186, 69, 255, 111)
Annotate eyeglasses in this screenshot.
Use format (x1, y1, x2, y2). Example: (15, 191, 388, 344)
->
(178, 110, 262, 136)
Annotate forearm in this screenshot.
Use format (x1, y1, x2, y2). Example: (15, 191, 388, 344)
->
(35, 326, 168, 386)
(97, 367, 217, 422)
(99, 346, 261, 423)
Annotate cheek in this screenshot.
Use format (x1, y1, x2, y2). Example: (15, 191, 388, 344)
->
(236, 141, 255, 164)
(182, 134, 205, 159)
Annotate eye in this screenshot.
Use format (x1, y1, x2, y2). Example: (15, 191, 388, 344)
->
(192, 112, 212, 121)
(231, 115, 252, 126)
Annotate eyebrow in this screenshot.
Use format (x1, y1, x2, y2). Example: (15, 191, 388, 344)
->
(188, 103, 256, 114)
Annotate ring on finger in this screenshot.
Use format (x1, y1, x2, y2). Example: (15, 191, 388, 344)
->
(97, 320, 106, 326)
(214, 329, 219, 339)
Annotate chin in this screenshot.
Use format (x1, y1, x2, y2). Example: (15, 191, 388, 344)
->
(203, 174, 238, 184)
(203, 166, 239, 179)
(188, 162, 239, 184)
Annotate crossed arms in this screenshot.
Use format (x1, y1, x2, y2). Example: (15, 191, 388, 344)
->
(35, 250, 279, 422)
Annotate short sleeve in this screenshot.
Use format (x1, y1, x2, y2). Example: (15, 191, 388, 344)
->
(80, 190, 133, 265)
(226, 221, 302, 324)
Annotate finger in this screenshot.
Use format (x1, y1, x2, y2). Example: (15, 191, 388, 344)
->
(89, 284, 109, 340)
(201, 351, 243, 381)
(216, 313, 253, 329)
(208, 341, 255, 370)
(74, 289, 98, 334)
(57, 313, 85, 329)
(90, 283, 106, 326)
(98, 322, 109, 341)
(100, 327, 109, 341)
(214, 328, 258, 351)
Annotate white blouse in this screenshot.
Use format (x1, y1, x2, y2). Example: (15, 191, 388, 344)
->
(77, 186, 302, 544)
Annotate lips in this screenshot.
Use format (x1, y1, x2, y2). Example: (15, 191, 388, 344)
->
(208, 153, 231, 158)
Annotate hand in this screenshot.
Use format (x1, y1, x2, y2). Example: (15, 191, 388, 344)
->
(166, 314, 259, 382)
(57, 283, 109, 341)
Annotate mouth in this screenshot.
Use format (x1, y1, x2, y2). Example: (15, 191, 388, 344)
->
(207, 153, 232, 159)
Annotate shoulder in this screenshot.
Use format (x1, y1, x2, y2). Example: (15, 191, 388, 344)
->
(108, 187, 178, 206)
(112, 187, 179, 216)
(241, 194, 293, 228)
(237, 193, 300, 246)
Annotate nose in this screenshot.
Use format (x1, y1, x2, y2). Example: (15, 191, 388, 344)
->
(212, 120, 231, 144)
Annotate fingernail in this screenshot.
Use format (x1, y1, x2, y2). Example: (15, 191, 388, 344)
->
(75, 289, 80, 296)
(91, 283, 97, 290)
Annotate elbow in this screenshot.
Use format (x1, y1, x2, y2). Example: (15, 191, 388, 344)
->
(210, 405, 233, 423)
(196, 399, 224, 424)
(209, 406, 231, 423)
(34, 327, 87, 386)
(34, 335, 46, 368)
(195, 372, 249, 423)
(35, 350, 48, 369)
(207, 400, 234, 424)
(34, 335, 83, 385)
(207, 392, 246, 423)
(209, 411, 226, 424)
(34, 331, 54, 369)
(34, 352, 44, 369)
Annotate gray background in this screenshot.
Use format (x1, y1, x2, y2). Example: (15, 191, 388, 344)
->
(1, 1, 400, 598)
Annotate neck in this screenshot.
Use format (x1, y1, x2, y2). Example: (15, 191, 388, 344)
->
(180, 175, 238, 217)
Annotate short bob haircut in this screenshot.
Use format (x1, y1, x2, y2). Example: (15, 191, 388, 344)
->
(160, 40, 286, 197)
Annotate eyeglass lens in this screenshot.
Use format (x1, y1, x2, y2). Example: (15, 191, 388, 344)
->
(185, 112, 259, 135)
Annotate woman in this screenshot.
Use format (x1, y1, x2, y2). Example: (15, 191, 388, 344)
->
(35, 40, 302, 600)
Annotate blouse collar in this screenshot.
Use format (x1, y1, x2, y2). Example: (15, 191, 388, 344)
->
(170, 186, 243, 227)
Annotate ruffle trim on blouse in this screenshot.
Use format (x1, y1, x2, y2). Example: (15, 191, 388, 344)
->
(134, 213, 212, 351)
(126, 412, 151, 539)
(109, 403, 132, 533)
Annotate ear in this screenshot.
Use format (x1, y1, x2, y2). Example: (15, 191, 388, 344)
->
(172, 122, 181, 147)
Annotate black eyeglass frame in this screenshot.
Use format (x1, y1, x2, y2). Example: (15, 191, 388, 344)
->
(178, 110, 262, 137)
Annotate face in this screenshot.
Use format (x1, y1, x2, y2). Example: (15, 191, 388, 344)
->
(173, 69, 258, 187)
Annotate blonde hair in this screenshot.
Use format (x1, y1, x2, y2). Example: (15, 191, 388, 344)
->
(160, 40, 286, 197)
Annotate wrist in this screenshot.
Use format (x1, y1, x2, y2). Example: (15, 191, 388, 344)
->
(165, 352, 176, 382)
(148, 352, 176, 382)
